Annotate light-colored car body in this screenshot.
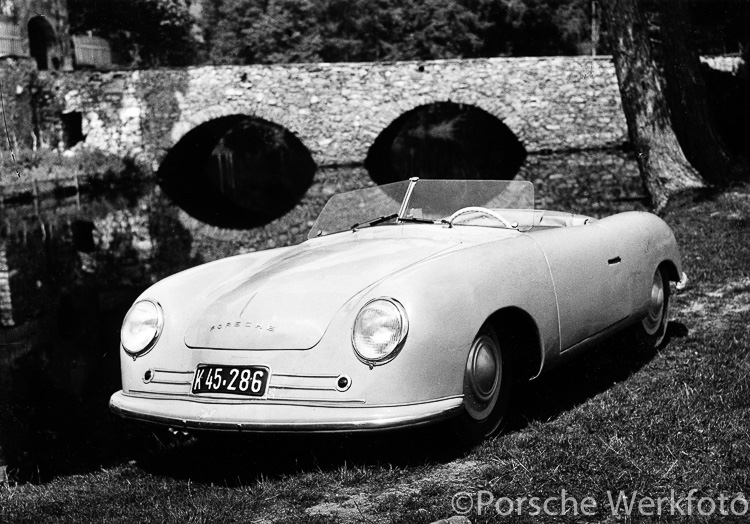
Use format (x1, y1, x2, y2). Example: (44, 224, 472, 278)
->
(110, 179, 684, 437)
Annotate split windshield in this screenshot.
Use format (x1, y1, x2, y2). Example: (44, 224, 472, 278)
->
(308, 179, 534, 239)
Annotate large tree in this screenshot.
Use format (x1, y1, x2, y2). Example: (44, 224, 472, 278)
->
(599, 0, 747, 211)
(648, 0, 747, 184)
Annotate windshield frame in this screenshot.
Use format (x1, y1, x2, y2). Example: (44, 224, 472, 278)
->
(308, 178, 534, 239)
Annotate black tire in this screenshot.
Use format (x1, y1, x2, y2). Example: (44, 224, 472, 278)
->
(453, 324, 513, 444)
(639, 265, 671, 348)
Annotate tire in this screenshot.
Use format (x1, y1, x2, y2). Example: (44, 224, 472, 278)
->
(639, 266, 671, 348)
(453, 324, 513, 443)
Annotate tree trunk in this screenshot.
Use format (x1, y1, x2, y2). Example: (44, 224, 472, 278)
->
(600, 0, 705, 212)
(649, 0, 746, 184)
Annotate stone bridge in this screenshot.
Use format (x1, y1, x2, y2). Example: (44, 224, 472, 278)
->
(33, 56, 636, 226)
(44, 56, 627, 168)
(24, 54, 738, 228)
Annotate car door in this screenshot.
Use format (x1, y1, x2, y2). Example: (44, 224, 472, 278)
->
(531, 223, 632, 351)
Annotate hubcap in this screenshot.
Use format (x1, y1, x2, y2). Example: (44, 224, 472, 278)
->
(642, 271, 665, 335)
(468, 335, 499, 402)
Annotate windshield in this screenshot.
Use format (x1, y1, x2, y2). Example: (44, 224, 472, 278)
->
(308, 179, 534, 239)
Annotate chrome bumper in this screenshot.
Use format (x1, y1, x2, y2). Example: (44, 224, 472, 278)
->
(109, 391, 464, 433)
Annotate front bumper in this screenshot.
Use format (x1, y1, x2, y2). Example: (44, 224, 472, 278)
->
(109, 391, 464, 433)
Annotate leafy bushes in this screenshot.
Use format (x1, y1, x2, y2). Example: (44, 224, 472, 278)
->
(0, 149, 149, 199)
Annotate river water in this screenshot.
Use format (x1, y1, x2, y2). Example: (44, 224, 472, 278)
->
(0, 150, 645, 480)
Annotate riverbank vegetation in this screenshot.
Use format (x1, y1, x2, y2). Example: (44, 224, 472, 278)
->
(0, 149, 149, 200)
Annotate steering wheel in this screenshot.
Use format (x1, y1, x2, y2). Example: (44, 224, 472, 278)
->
(446, 207, 513, 228)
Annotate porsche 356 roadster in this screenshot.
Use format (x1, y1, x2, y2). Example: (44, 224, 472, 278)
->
(110, 178, 685, 440)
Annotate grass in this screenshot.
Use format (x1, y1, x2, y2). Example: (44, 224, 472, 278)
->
(1, 184, 749, 523)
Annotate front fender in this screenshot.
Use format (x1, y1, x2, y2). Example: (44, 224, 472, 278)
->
(329, 234, 558, 404)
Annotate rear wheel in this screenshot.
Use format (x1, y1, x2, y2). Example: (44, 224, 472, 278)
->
(640, 266, 671, 348)
(454, 324, 513, 443)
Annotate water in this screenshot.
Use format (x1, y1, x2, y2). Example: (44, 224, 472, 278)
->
(0, 150, 644, 480)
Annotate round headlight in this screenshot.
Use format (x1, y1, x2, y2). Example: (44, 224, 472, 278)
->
(121, 299, 164, 357)
(352, 298, 408, 364)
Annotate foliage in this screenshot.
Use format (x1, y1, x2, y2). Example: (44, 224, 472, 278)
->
(482, 0, 593, 56)
(67, 0, 200, 67)
(683, 0, 749, 56)
(202, 0, 610, 63)
(0, 148, 150, 196)
(207, 0, 493, 64)
(65, 0, 747, 66)
(204, 0, 598, 63)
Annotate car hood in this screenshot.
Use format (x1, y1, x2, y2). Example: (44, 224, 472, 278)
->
(184, 236, 459, 350)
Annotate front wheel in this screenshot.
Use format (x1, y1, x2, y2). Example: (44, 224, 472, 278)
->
(453, 324, 513, 443)
(639, 266, 671, 348)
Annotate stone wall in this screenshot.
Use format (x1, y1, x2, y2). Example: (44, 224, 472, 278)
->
(0, 58, 36, 150)
(37, 69, 146, 153)
(36, 56, 630, 169)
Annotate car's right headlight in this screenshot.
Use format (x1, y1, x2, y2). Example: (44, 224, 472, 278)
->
(121, 299, 164, 358)
(352, 298, 408, 364)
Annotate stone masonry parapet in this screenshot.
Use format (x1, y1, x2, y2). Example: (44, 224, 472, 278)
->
(36, 56, 629, 169)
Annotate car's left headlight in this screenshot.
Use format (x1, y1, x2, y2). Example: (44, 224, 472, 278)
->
(121, 299, 164, 357)
(352, 298, 408, 364)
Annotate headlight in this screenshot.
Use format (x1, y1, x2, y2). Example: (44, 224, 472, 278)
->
(121, 299, 164, 357)
(352, 298, 408, 364)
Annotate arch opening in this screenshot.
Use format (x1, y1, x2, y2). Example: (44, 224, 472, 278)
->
(365, 102, 527, 185)
(61, 111, 83, 148)
(158, 116, 316, 229)
(28, 16, 61, 70)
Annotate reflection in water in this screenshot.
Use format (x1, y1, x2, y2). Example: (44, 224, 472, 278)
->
(0, 181, 199, 481)
(0, 151, 643, 481)
(159, 116, 316, 229)
(366, 102, 528, 184)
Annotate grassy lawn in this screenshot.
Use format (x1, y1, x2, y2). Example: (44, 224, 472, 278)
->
(1, 184, 749, 523)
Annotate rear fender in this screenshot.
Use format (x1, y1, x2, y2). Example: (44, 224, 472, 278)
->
(595, 212, 683, 317)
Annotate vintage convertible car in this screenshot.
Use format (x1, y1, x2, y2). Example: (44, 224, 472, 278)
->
(110, 178, 686, 440)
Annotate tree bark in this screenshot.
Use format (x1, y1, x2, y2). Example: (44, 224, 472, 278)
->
(649, 0, 746, 184)
(600, 0, 705, 212)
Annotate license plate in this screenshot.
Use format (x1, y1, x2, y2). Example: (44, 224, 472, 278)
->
(192, 365, 269, 397)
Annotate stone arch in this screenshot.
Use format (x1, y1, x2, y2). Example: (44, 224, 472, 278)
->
(365, 101, 527, 185)
(28, 16, 61, 70)
(170, 103, 304, 148)
(159, 114, 316, 229)
(363, 91, 528, 145)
